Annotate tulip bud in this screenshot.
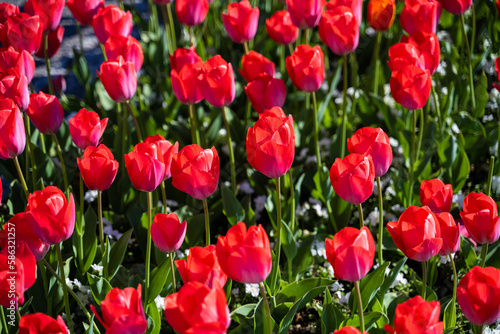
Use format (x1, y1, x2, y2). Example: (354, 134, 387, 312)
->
(286, 0, 326, 29)
(34, 25, 64, 59)
(105, 35, 144, 72)
(459, 192, 500, 245)
(0, 68, 29, 111)
(170, 61, 204, 105)
(143, 135, 179, 180)
(2, 13, 43, 54)
(66, 0, 105, 26)
(27, 92, 64, 135)
(222, 0, 259, 44)
(368, 0, 396, 31)
(92, 5, 133, 44)
(125, 142, 166, 192)
(24, 0, 64, 32)
(266, 10, 299, 46)
(175, 245, 227, 289)
(175, 0, 209, 27)
(169, 46, 202, 72)
(400, 0, 442, 34)
(420, 179, 453, 213)
(390, 65, 431, 110)
(319, 7, 359, 56)
(347, 127, 393, 177)
(0, 98, 25, 159)
(151, 213, 187, 253)
(240, 51, 275, 83)
(77, 145, 119, 191)
(286, 44, 325, 92)
(198, 55, 235, 108)
(97, 56, 137, 103)
(69, 108, 109, 151)
(245, 74, 287, 114)
(19, 313, 68, 333)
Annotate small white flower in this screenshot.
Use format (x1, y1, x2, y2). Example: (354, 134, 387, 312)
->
(65, 278, 74, 290)
(331, 282, 344, 292)
(154, 295, 165, 311)
(306, 155, 317, 164)
(84, 190, 98, 203)
(166, 199, 179, 207)
(339, 292, 351, 305)
(239, 180, 254, 195)
(231, 288, 240, 295)
(452, 192, 465, 210)
(492, 176, 500, 195)
(254, 195, 267, 213)
(297, 148, 309, 161)
(439, 255, 450, 265)
(245, 283, 260, 298)
(389, 137, 400, 148)
(219, 128, 227, 136)
(367, 208, 382, 227)
(451, 123, 460, 134)
(311, 241, 327, 259)
(365, 27, 376, 36)
(390, 272, 408, 288)
(91, 264, 103, 273)
(72, 278, 83, 290)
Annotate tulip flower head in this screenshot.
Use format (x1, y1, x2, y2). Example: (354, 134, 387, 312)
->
(319, 6, 359, 56)
(19, 313, 68, 333)
(347, 127, 392, 178)
(222, 0, 259, 44)
(92, 5, 133, 44)
(240, 51, 275, 83)
(244, 74, 287, 114)
(151, 213, 187, 253)
(400, 0, 442, 34)
(125, 142, 166, 192)
(266, 10, 299, 45)
(105, 35, 144, 72)
(0, 68, 29, 112)
(24, 0, 64, 32)
(286, 0, 326, 29)
(175, 0, 209, 27)
(66, 0, 105, 26)
(391, 296, 444, 334)
(0, 98, 25, 159)
(97, 56, 137, 103)
(459, 192, 500, 245)
(420, 179, 453, 213)
(286, 44, 325, 92)
(143, 135, 179, 180)
(77, 144, 119, 191)
(368, 0, 396, 31)
(198, 55, 235, 108)
(68, 108, 109, 151)
(2, 13, 43, 54)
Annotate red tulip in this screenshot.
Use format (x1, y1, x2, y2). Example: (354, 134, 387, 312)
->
(420, 179, 453, 213)
(0, 212, 50, 261)
(0, 242, 36, 296)
(457, 266, 500, 326)
(68, 108, 108, 151)
(494, 57, 500, 92)
(198, 55, 235, 108)
(459, 192, 500, 245)
(246, 107, 295, 178)
(24, 0, 64, 32)
(66, 0, 105, 26)
(26, 186, 75, 245)
(240, 51, 275, 82)
(244, 74, 287, 114)
(97, 56, 137, 103)
(91, 285, 147, 334)
(286, 44, 325, 92)
(151, 213, 187, 253)
(401, 32, 441, 74)
(92, 5, 133, 44)
(155, 0, 173, 3)
(334, 327, 367, 334)
(0, 68, 29, 111)
(326, 226, 375, 282)
(164, 281, 230, 334)
(222, 0, 259, 44)
(169, 46, 202, 72)
(105, 35, 144, 72)
(387, 206, 442, 262)
(26, 92, 64, 135)
(0, 47, 35, 83)
(439, 0, 471, 14)
(77, 144, 119, 191)
(175, 0, 209, 27)
(2, 13, 43, 54)
(392, 296, 443, 334)
(216, 222, 272, 284)
(387, 43, 425, 72)
(266, 10, 299, 45)
(319, 7, 358, 56)
(286, 0, 326, 29)
(368, 0, 396, 31)
(329, 153, 375, 205)
(143, 135, 179, 180)
(171, 144, 220, 200)
(0, 253, 25, 308)
(125, 142, 166, 192)
(347, 127, 392, 178)
(0, 3, 19, 25)
(0, 98, 25, 159)
(400, 0, 442, 34)
(170, 61, 204, 105)
(390, 65, 431, 110)
(436, 212, 460, 256)
(326, 0, 362, 26)
(34, 25, 64, 59)
(175, 245, 227, 289)
(19, 313, 68, 334)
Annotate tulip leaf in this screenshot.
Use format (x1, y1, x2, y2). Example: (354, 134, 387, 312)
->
(443, 297, 457, 330)
(147, 259, 170, 304)
(291, 236, 315, 278)
(146, 300, 161, 334)
(108, 228, 133, 280)
(221, 184, 245, 225)
(378, 257, 407, 299)
(473, 70, 489, 118)
(72, 48, 90, 86)
(312, 166, 333, 203)
(350, 262, 390, 312)
(73, 207, 97, 274)
(254, 298, 277, 334)
(231, 303, 258, 324)
(87, 273, 112, 306)
(321, 288, 344, 333)
(437, 135, 458, 169)
(276, 278, 335, 305)
(280, 220, 297, 262)
(461, 236, 478, 269)
(340, 311, 387, 331)
(450, 148, 470, 192)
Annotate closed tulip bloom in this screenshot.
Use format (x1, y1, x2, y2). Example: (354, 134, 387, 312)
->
(240, 51, 275, 82)
(286, 0, 326, 29)
(216, 222, 272, 283)
(286, 44, 325, 92)
(368, 0, 396, 31)
(143, 135, 179, 180)
(105, 35, 144, 72)
(245, 74, 286, 114)
(176, 0, 209, 27)
(26, 92, 64, 135)
(198, 55, 235, 108)
(222, 0, 259, 44)
(19, 313, 68, 334)
(390, 65, 431, 110)
(387, 206, 442, 262)
(0, 68, 29, 111)
(334, 327, 367, 334)
(169, 46, 202, 72)
(246, 107, 295, 178)
(325, 226, 375, 282)
(2, 14, 43, 54)
(0, 47, 35, 84)
(91, 285, 147, 334)
(92, 5, 133, 44)
(0, 254, 25, 307)
(387, 43, 425, 72)
(175, 245, 227, 289)
(125, 142, 166, 192)
(24, 0, 64, 32)
(0, 98, 25, 159)
(459, 192, 500, 245)
(34, 25, 64, 59)
(436, 212, 460, 256)
(171, 61, 204, 105)
(393, 296, 443, 334)
(26, 186, 75, 245)
(439, 0, 471, 14)
(494, 57, 500, 92)
(347, 127, 392, 177)
(164, 282, 230, 334)
(401, 32, 441, 74)
(400, 0, 442, 34)
(330, 153, 375, 205)
(77, 145, 119, 191)
(266, 10, 299, 45)
(0, 3, 19, 25)
(457, 266, 500, 326)
(171, 144, 220, 200)
(151, 213, 187, 253)
(326, 0, 362, 26)
(68, 108, 108, 151)
(66, 0, 105, 26)
(420, 179, 453, 213)
(97, 56, 137, 103)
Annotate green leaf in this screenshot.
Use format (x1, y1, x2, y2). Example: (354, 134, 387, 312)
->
(108, 228, 133, 280)
(378, 257, 407, 298)
(321, 288, 344, 333)
(450, 148, 470, 191)
(221, 184, 245, 225)
(341, 312, 386, 331)
(87, 273, 112, 306)
(443, 298, 457, 330)
(461, 236, 478, 269)
(254, 298, 277, 334)
(473, 70, 489, 118)
(147, 259, 170, 304)
(72, 48, 90, 86)
(437, 135, 458, 169)
(350, 262, 390, 312)
(291, 236, 314, 277)
(146, 300, 161, 334)
(312, 166, 333, 203)
(231, 303, 258, 324)
(280, 220, 297, 262)
(73, 207, 97, 274)
(276, 278, 335, 304)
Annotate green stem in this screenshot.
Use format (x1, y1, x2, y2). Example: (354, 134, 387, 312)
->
(189, 26, 195, 46)
(100, 43, 108, 61)
(460, 14, 475, 110)
(372, 32, 382, 95)
(51, 133, 69, 197)
(44, 33, 54, 95)
(431, 83, 442, 134)
(24, 113, 36, 190)
(243, 42, 250, 55)
(98, 190, 109, 279)
(449, 255, 457, 320)
(0, 307, 8, 333)
(126, 101, 143, 142)
(13, 156, 29, 199)
(259, 282, 273, 334)
(222, 107, 236, 193)
(354, 281, 365, 333)
(169, 252, 177, 293)
(408, 110, 416, 206)
(280, 44, 286, 79)
(167, 3, 177, 50)
(326, 200, 338, 232)
(188, 104, 201, 145)
(311, 91, 321, 173)
(273, 177, 282, 291)
(416, 108, 424, 158)
(144, 191, 153, 309)
(340, 54, 348, 158)
(76, 22, 84, 54)
(487, 156, 495, 196)
(480, 243, 488, 267)
(202, 198, 210, 246)
(160, 4, 173, 54)
(160, 181, 168, 213)
(56, 243, 75, 334)
(422, 261, 427, 300)
(288, 169, 296, 232)
(358, 203, 364, 229)
(40, 133, 46, 155)
(79, 172, 84, 230)
(377, 177, 384, 265)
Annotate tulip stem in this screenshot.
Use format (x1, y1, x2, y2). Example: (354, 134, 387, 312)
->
(416, 108, 424, 159)
(167, 252, 177, 293)
(44, 33, 54, 95)
(408, 110, 416, 207)
(13, 156, 29, 200)
(202, 198, 210, 246)
(460, 14, 475, 110)
(144, 191, 153, 310)
(167, 3, 177, 50)
(189, 26, 195, 46)
(280, 45, 286, 79)
(288, 169, 296, 232)
(480, 243, 488, 268)
(24, 113, 37, 191)
(259, 282, 273, 334)
(311, 91, 321, 172)
(243, 42, 250, 55)
(79, 171, 84, 225)
(188, 104, 201, 145)
(431, 82, 442, 134)
(372, 32, 382, 95)
(98, 190, 109, 279)
(56, 243, 75, 334)
(126, 101, 143, 142)
(100, 43, 108, 61)
(357, 203, 364, 228)
(326, 201, 338, 233)
(354, 280, 365, 333)
(0, 306, 8, 332)
(487, 156, 495, 196)
(160, 4, 173, 53)
(340, 54, 348, 158)
(222, 107, 236, 194)
(272, 177, 282, 292)
(76, 22, 84, 54)
(377, 177, 384, 265)
(160, 181, 168, 213)
(449, 254, 457, 324)
(51, 133, 69, 198)
(422, 261, 427, 300)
